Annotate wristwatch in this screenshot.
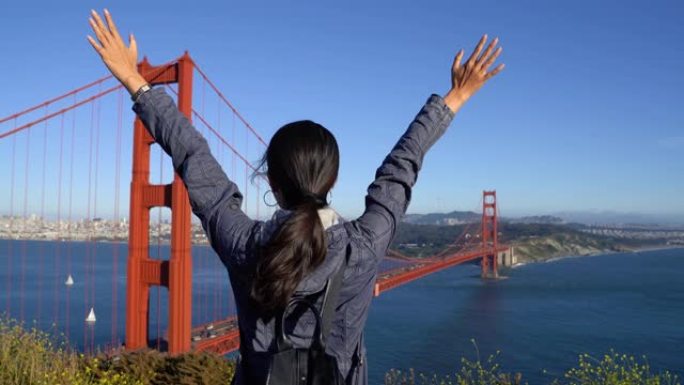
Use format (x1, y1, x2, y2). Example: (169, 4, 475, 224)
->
(131, 84, 152, 102)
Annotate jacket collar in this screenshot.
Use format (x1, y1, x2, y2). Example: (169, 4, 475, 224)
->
(268, 205, 344, 232)
(317, 206, 341, 230)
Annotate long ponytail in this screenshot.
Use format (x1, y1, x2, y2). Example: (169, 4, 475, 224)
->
(251, 200, 327, 313)
(250, 120, 339, 314)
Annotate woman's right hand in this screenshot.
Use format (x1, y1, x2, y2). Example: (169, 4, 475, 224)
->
(443, 35, 505, 113)
(87, 9, 147, 96)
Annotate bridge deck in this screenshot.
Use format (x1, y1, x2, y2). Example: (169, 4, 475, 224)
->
(191, 316, 239, 355)
(190, 245, 508, 355)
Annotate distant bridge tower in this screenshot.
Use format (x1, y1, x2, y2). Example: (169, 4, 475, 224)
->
(126, 53, 194, 354)
(481, 190, 498, 278)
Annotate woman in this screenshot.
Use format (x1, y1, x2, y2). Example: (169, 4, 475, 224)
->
(87, 9, 503, 384)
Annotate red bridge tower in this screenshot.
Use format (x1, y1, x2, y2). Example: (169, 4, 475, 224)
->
(481, 190, 499, 278)
(126, 53, 194, 354)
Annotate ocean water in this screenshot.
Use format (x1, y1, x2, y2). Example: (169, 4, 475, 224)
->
(365, 248, 684, 383)
(1, 239, 682, 384)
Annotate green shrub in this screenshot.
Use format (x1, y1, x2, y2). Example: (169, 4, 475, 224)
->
(384, 350, 523, 385)
(0, 316, 141, 385)
(88, 350, 234, 385)
(384, 342, 680, 385)
(550, 350, 680, 385)
(0, 316, 232, 385)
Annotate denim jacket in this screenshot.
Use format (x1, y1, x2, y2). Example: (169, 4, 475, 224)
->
(133, 88, 455, 384)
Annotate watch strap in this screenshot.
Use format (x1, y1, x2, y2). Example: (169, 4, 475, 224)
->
(131, 84, 152, 103)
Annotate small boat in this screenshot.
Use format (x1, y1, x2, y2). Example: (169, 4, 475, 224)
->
(86, 307, 96, 323)
(65, 274, 74, 286)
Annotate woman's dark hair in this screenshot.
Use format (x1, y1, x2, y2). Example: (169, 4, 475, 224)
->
(250, 120, 339, 314)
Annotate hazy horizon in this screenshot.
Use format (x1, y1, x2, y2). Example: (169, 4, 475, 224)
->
(3, 207, 682, 227)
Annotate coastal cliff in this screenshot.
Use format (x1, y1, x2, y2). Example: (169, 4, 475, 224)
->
(392, 221, 674, 262)
(510, 232, 626, 263)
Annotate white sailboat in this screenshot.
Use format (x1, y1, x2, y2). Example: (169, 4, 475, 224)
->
(65, 274, 74, 286)
(85, 307, 96, 323)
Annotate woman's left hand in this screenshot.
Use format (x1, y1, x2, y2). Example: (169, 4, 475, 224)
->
(87, 9, 147, 95)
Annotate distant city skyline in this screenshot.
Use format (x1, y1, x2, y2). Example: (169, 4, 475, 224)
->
(1, 1, 682, 223)
(3, 208, 682, 227)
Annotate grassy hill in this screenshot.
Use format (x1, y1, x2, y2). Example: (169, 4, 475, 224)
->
(392, 221, 668, 262)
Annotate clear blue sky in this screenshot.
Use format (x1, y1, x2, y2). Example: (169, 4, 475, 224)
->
(0, 0, 682, 221)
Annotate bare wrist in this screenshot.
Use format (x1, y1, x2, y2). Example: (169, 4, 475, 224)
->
(123, 73, 148, 96)
(443, 89, 467, 113)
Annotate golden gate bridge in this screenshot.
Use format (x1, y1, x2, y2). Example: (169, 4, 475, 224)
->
(0, 52, 510, 356)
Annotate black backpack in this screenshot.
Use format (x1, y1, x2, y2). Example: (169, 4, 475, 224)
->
(235, 257, 350, 385)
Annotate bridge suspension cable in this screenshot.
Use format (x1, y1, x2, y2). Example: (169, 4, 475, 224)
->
(0, 52, 504, 357)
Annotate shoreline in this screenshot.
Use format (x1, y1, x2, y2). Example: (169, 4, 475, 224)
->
(2, 238, 682, 263)
(508, 243, 684, 269)
(629, 244, 684, 253)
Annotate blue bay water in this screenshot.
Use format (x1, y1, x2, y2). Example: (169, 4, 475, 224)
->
(1, 239, 682, 383)
(366, 248, 684, 383)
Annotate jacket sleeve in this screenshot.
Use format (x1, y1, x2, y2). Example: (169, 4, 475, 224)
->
(353, 94, 455, 263)
(132, 87, 258, 269)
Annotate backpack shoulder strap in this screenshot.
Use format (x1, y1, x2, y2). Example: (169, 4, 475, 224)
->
(273, 255, 348, 352)
(320, 255, 347, 345)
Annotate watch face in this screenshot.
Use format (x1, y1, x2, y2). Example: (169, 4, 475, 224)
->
(132, 85, 151, 102)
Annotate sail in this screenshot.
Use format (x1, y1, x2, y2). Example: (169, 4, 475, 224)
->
(86, 307, 96, 323)
(65, 274, 74, 286)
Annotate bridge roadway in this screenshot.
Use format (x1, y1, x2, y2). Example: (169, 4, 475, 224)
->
(190, 245, 509, 355)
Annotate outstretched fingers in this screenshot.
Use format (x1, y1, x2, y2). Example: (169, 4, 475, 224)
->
(88, 17, 108, 48)
(86, 8, 142, 92)
(445, 34, 505, 110)
(87, 35, 104, 55)
(90, 10, 110, 45)
(452, 49, 464, 72)
(466, 34, 487, 67)
(482, 46, 503, 72)
(477, 37, 499, 69)
(486, 63, 505, 79)
(103, 9, 123, 43)
(128, 33, 138, 56)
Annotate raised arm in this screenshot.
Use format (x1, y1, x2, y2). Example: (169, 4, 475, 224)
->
(86, 9, 257, 267)
(354, 35, 504, 261)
